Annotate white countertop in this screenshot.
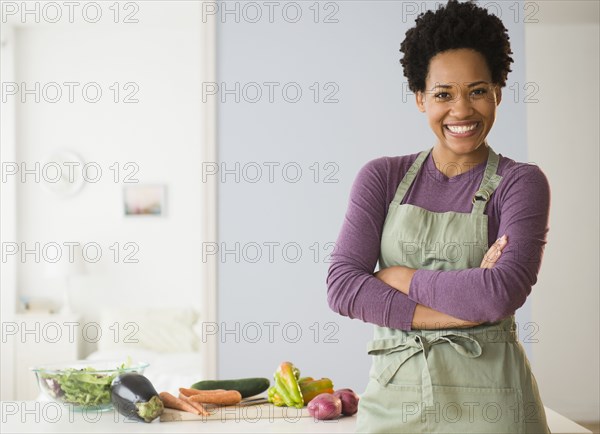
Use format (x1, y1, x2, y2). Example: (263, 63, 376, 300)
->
(0, 402, 592, 433)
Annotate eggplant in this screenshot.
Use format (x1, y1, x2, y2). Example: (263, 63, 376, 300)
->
(111, 373, 163, 423)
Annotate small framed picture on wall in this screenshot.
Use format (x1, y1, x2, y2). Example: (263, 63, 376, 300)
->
(123, 185, 166, 217)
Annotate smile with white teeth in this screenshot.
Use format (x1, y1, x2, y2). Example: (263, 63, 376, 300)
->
(446, 123, 478, 133)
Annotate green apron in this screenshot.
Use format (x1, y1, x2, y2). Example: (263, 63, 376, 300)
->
(355, 146, 550, 433)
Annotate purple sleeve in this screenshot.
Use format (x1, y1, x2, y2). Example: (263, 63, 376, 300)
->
(408, 164, 551, 323)
(326, 158, 417, 331)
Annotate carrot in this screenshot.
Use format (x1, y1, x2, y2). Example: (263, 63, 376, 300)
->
(188, 390, 242, 406)
(179, 387, 226, 397)
(159, 391, 200, 415)
(178, 393, 210, 416)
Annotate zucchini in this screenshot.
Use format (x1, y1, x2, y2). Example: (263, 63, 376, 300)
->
(191, 377, 270, 399)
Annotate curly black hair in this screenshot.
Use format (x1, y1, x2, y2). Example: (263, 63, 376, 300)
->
(400, 0, 513, 92)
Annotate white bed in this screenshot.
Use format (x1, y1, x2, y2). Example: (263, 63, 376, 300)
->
(85, 348, 204, 396)
(38, 307, 205, 400)
(89, 307, 205, 395)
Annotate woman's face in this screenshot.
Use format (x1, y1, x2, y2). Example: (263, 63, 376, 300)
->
(416, 48, 502, 159)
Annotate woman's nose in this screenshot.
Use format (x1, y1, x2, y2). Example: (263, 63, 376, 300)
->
(451, 92, 474, 117)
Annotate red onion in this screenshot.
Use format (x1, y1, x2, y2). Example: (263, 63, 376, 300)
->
(333, 388, 360, 416)
(307, 393, 342, 420)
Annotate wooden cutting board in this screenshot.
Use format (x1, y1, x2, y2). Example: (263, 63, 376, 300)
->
(160, 397, 311, 422)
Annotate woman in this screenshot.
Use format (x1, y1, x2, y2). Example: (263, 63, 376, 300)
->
(326, 1, 551, 432)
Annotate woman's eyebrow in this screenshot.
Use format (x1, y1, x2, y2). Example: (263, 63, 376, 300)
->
(466, 80, 490, 87)
(430, 80, 490, 89)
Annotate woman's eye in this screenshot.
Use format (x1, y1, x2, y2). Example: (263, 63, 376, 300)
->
(434, 92, 451, 99)
(471, 88, 488, 97)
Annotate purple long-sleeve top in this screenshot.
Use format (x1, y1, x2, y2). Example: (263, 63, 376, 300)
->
(326, 149, 551, 331)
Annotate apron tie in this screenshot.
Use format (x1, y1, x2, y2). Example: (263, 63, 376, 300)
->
(367, 331, 483, 407)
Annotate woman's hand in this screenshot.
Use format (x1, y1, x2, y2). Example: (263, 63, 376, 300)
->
(412, 304, 483, 330)
(374, 266, 416, 295)
(480, 234, 508, 269)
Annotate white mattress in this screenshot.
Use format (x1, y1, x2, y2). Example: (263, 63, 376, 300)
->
(85, 349, 204, 396)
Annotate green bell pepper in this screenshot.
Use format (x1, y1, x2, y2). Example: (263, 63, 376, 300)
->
(268, 361, 304, 409)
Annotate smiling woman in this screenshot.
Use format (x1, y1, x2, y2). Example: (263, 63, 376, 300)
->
(326, 0, 551, 433)
(416, 49, 502, 173)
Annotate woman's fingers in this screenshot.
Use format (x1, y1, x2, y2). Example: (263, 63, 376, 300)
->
(480, 235, 508, 269)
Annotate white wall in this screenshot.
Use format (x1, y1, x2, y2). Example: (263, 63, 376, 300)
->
(217, 0, 529, 392)
(14, 22, 205, 319)
(526, 1, 600, 422)
(1, 3, 206, 387)
(0, 23, 18, 403)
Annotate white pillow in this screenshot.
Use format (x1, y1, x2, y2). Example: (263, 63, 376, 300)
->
(97, 308, 200, 353)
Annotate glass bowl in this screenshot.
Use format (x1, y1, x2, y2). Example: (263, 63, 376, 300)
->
(32, 359, 149, 411)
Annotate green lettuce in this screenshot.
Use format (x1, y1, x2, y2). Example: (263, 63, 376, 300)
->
(41, 358, 133, 407)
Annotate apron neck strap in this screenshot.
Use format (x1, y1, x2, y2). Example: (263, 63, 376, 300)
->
(391, 149, 430, 204)
(471, 146, 503, 215)
(391, 146, 503, 215)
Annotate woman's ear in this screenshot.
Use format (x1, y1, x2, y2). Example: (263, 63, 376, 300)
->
(416, 90, 426, 112)
(495, 86, 502, 106)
